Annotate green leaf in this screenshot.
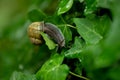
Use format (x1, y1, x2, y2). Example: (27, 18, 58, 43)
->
(58, 0, 73, 15)
(65, 37, 85, 58)
(10, 71, 37, 80)
(28, 9, 46, 22)
(40, 32, 56, 50)
(97, 0, 111, 8)
(86, 15, 111, 36)
(84, 0, 98, 15)
(94, 15, 111, 36)
(73, 18, 103, 45)
(36, 54, 69, 80)
(58, 25, 72, 44)
(79, 0, 84, 3)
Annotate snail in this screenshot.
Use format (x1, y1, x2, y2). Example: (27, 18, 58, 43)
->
(27, 21, 65, 47)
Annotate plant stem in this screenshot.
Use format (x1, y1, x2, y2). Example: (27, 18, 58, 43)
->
(66, 24, 76, 29)
(60, 15, 66, 24)
(69, 71, 90, 80)
(57, 24, 76, 29)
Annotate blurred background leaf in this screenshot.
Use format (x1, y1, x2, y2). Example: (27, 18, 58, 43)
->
(0, 0, 59, 80)
(10, 71, 37, 80)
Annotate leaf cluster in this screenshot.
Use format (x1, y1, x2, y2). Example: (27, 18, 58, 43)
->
(1, 0, 120, 80)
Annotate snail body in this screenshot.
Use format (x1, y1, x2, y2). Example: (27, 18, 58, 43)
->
(28, 21, 65, 47)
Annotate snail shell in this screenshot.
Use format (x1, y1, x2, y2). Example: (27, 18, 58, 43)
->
(27, 21, 65, 47)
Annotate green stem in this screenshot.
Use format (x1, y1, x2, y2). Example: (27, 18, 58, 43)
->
(59, 15, 76, 29)
(60, 15, 66, 24)
(66, 24, 76, 29)
(57, 24, 76, 29)
(69, 71, 90, 80)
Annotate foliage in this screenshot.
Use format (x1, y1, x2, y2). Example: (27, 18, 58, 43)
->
(36, 54, 69, 80)
(0, 0, 120, 80)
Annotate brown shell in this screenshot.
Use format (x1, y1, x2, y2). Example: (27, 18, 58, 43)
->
(27, 21, 65, 47)
(27, 22, 44, 45)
